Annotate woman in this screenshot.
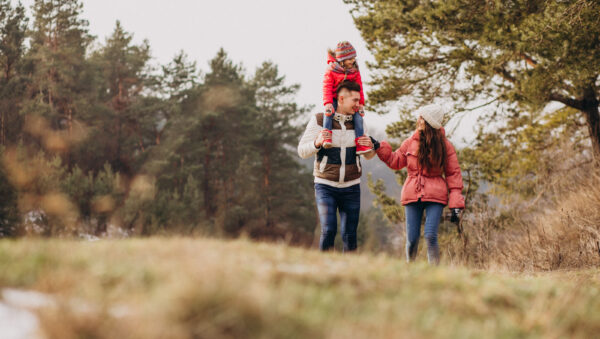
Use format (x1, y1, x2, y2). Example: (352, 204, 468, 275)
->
(371, 104, 464, 264)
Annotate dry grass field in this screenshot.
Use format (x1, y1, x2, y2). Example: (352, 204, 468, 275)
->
(1, 237, 600, 339)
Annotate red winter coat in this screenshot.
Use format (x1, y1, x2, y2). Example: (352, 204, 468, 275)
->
(376, 129, 465, 208)
(322, 52, 365, 106)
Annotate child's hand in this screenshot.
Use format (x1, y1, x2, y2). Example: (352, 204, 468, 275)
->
(324, 103, 335, 116)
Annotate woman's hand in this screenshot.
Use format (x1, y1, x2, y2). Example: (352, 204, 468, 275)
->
(369, 136, 380, 150)
(450, 208, 462, 223)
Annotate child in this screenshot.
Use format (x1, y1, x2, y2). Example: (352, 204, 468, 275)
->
(321, 41, 370, 154)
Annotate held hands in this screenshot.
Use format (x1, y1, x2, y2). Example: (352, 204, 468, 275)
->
(450, 208, 462, 223)
(356, 136, 373, 148)
(357, 136, 377, 159)
(315, 130, 332, 148)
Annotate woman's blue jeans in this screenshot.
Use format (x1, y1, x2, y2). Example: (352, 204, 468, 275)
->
(315, 183, 361, 252)
(323, 99, 364, 137)
(404, 201, 444, 264)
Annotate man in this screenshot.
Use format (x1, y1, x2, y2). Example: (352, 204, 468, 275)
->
(297, 80, 376, 251)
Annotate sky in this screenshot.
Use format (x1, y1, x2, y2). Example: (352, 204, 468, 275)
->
(14, 0, 478, 143)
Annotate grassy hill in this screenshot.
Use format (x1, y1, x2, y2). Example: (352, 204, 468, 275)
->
(1, 238, 599, 339)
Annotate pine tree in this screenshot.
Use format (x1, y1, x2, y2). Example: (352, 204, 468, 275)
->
(89, 21, 151, 174)
(0, 147, 19, 236)
(23, 0, 93, 159)
(250, 61, 309, 229)
(200, 49, 251, 220)
(135, 49, 251, 233)
(130, 52, 202, 233)
(345, 0, 600, 157)
(26, 0, 93, 128)
(0, 0, 28, 145)
(155, 51, 198, 145)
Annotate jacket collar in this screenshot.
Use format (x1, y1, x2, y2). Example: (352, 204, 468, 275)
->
(334, 113, 353, 122)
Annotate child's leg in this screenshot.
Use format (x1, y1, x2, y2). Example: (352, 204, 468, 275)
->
(324, 99, 337, 130)
(354, 109, 371, 154)
(353, 110, 364, 137)
(323, 110, 333, 131)
(322, 99, 337, 149)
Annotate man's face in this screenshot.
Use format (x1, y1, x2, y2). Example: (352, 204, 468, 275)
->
(338, 90, 361, 114)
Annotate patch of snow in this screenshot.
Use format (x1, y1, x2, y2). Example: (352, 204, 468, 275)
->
(3, 288, 132, 316)
(22, 210, 47, 235)
(106, 224, 130, 238)
(0, 290, 48, 339)
(2, 289, 55, 309)
(78, 233, 100, 242)
(276, 263, 317, 275)
(0, 288, 133, 339)
(0, 303, 41, 339)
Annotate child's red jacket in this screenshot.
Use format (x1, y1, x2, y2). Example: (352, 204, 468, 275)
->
(322, 52, 365, 106)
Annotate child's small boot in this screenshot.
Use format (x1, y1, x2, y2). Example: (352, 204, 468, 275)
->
(355, 136, 372, 154)
(323, 130, 333, 149)
(355, 108, 370, 154)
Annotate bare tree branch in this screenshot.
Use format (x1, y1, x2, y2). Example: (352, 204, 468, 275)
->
(548, 92, 585, 110)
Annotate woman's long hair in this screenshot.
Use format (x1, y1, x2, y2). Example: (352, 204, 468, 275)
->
(417, 121, 446, 171)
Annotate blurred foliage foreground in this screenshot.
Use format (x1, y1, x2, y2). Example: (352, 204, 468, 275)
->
(1, 238, 600, 339)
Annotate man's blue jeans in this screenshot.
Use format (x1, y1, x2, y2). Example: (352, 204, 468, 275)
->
(404, 201, 444, 264)
(315, 183, 361, 252)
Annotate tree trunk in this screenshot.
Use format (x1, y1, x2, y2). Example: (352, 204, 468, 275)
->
(581, 90, 600, 160)
(203, 122, 215, 217)
(263, 151, 272, 228)
(67, 107, 73, 135)
(156, 130, 162, 145)
(203, 151, 212, 216)
(0, 110, 4, 146)
(585, 112, 600, 159)
(116, 117, 122, 170)
(552, 86, 600, 159)
(2, 62, 12, 145)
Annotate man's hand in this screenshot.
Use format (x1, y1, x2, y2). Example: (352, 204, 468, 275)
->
(356, 136, 373, 148)
(357, 136, 376, 159)
(315, 130, 332, 148)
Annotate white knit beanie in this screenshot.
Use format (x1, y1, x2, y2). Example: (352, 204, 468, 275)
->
(413, 104, 445, 129)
